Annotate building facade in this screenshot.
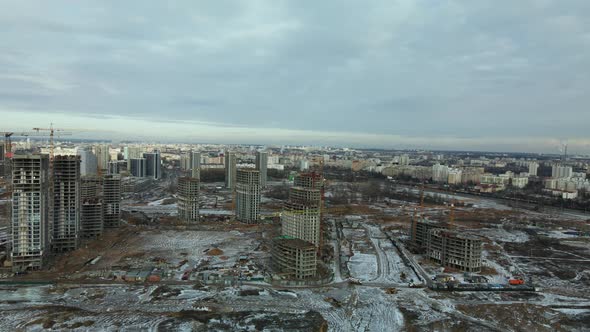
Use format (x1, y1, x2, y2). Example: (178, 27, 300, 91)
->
(225, 152, 237, 189)
(130, 158, 147, 177)
(255, 151, 268, 187)
(144, 150, 161, 180)
(552, 165, 573, 179)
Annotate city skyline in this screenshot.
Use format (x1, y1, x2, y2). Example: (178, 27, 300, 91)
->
(1, 1, 589, 153)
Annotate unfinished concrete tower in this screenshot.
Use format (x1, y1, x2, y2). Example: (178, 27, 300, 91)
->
(281, 172, 322, 246)
(11, 154, 50, 271)
(178, 174, 200, 222)
(80, 176, 103, 239)
(102, 175, 121, 228)
(52, 155, 81, 252)
(224, 152, 237, 189)
(235, 169, 260, 223)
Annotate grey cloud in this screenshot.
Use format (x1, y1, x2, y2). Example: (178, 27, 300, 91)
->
(0, 0, 589, 151)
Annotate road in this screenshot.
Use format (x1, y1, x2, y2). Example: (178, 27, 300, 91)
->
(331, 220, 343, 282)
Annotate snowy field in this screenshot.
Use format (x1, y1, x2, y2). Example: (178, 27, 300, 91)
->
(348, 253, 378, 281)
(479, 228, 530, 243)
(136, 230, 258, 271)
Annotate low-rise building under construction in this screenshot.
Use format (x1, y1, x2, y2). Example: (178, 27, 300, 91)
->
(426, 229, 483, 272)
(271, 236, 317, 279)
(410, 217, 483, 272)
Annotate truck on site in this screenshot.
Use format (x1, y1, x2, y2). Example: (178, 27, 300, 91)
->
(348, 278, 363, 285)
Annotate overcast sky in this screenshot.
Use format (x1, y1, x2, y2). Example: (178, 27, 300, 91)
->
(1, 1, 589, 153)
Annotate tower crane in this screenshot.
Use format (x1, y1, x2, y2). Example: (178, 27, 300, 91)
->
(32, 124, 72, 163)
(449, 200, 456, 229)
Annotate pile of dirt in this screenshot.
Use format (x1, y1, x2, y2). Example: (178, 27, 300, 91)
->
(206, 248, 224, 256)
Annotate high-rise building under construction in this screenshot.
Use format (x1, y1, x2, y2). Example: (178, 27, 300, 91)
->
(11, 154, 50, 271)
(281, 172, 323, 246)
(102, 175, 121, 228)
(178, 174, 200, 222)
(80, 176, 103, 238)
(52, 155, 81, 252)
(235, 169, 260, 223)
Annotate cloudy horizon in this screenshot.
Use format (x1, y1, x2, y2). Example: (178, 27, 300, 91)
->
(1, 1, 589, 154)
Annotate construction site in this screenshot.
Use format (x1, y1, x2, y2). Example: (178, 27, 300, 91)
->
(0, 152, 589, 331)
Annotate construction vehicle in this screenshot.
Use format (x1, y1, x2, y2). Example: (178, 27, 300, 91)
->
(348, 278, 363, 285)
(509, 278, 525, 285)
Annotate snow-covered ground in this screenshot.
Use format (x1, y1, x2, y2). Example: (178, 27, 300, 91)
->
(137, 230, 257, 272)
(348, 253, 378, 282)
(480, 228, 530, 243)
